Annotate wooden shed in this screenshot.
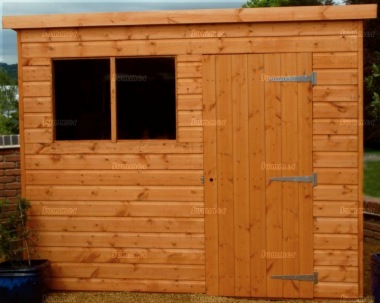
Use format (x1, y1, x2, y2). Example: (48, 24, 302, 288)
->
(2, 4, 378, 299)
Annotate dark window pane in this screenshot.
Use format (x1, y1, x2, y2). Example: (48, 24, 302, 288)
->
(116, 57, 176, 140)
(53, 59, 111, 140)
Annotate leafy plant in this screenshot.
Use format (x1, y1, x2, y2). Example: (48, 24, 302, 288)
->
(0, 197, 38, 267)
(364, 54, 380, 146)
(366, 61, 380, 119)
(242, 0, 334, 8)
(0, 67, 19, 135)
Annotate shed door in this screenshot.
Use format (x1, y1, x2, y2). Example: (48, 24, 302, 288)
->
(203, 53, 314, 299)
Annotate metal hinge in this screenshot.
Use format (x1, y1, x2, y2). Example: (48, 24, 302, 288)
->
(200, 175, 205, 185)
(268, 72, 317, 85)
(270, 172, 318, 187)
(271, 272, 318, 285)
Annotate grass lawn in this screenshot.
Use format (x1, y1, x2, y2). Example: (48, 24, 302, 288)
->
(364, 147, 380, 155)
(364, 160, 380, 197)
(364, 148, 380, 197)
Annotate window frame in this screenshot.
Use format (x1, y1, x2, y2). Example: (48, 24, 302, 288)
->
(51, 56, 178, 143)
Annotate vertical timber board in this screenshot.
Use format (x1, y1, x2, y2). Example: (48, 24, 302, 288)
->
(216, 55, 235, 296)
(357, 21, 364, 298)
(297, 53, 314, 298)
(203, 55, 219, 295)
(280, 53, 300, 298)
(231, 55, 250, 296)
(18, 32, 26, 197)
(264, 54, 283, 297)
(248, 54, 267, 297)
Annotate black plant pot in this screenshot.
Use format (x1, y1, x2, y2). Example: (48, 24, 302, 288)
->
(0, 260, 50, 303)
(373, 253, 380, 303)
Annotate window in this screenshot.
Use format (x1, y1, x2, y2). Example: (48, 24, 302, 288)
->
(116, 58, 176, 139)
(53, 59, 111, 140)
(52, 57, 176, 141)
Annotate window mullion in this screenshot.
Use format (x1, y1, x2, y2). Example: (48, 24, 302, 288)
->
(110, 57, 117, 142)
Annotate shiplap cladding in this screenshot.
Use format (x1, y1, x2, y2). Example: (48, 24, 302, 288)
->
(3, 4, 377, 298)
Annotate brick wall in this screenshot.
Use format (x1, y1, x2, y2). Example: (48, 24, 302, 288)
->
(0, 147, 21, 201)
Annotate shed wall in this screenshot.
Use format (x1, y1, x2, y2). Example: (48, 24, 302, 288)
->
(18, 20, 363, 298)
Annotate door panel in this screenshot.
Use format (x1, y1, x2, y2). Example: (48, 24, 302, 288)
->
(215, 55, 235, 295)
(281, 53, 300, 298)
(231, 55, 251, 297)
(203, 55, 219, 296)
(248, 54, 267, 297)
(264, 53, 284, 297)
(297, 53, 314, 298)
(203, 53, 314, 298)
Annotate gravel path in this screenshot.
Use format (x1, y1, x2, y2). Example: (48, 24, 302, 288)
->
(43, 292, 375, 303)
